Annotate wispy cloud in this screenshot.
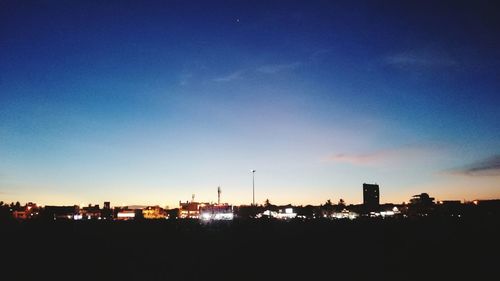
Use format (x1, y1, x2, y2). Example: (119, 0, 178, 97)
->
(212, 62, 300, 82)
(213, 70, 245, 82)
(328, 146, 440, 166)
(384, 50, 458, 69)
(450, 155, 500, 176)
(257, 62, 301, 74)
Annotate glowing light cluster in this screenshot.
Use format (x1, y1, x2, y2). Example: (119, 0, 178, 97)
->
(117, 212, 135, 218)
(200, 212, 234, 221)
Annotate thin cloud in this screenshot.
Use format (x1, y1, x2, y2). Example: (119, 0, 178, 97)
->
(450, 155, 500, 176)
(213, 70, 245, 82)
(328, 146, 439, 166)
(257, 62, 301, 74)
(212, 62, 300, 82)
(330, 152, 386, 165)
(384, 50, 458, 69)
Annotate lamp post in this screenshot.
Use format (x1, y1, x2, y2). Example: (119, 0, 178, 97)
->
(251, 169, 256, 206)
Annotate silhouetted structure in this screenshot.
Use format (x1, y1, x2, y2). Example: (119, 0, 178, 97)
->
(115, 208, 136, 220)
(435, 200, 462, 217)
(142, 206, 167, 219)
(234, 205, 262, 218)
(473, 199, 500, 216)
(42, 206, 79, 220)
(199, 203, 233, 220)
(410, 193, 435, 206)
(179, 200, 207, 218)
(408, 193, 435, 216)
(363, 183, 380, 212)
(475, 199, 500, 207)
(102, 201, 112, 220)
(81, 204, 101, 220)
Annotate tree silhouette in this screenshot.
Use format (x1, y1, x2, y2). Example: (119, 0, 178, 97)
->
(264, 199, 271, 208)
(323, 199, 333, 217)
(0, 201, 12, 221)
(338, 199, 345, 208)
(409, 193, 436, 216)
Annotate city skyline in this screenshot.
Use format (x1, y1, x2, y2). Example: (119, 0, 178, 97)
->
(1, 1, 500, 207)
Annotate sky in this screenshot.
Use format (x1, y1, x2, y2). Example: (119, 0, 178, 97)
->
(1, 0, 500, 207)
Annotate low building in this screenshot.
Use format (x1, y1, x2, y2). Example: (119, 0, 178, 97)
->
(80, 204, 102, 220)
(257, 207, 297, 220)
(12, 211, 28, 220)
(200, 203, 234, 220)
(179, 201, 208, 219)
(12, 202, 41, 220)
(142, 206, 167, 219)
(116, 209, 136, 220)
(43, 206, 79, 220)
(331, 209, 359, 220)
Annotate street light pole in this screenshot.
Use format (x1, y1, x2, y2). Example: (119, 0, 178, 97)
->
(251, 170, 256, 206)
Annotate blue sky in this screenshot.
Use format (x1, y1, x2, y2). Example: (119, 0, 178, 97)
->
(1, 0, 499, 207)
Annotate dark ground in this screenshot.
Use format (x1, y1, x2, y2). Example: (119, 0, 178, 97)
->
(1, 217, 499, 280)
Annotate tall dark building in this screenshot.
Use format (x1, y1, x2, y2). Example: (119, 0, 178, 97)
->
(102, 201, 112, 220)
(363, 183, 380, 212)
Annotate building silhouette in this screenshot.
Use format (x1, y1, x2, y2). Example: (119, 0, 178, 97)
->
(179, 200, 206, 219)
(363, 183, 380, 212)
(142, 206, 167, 219)
(102, 201, 112, 220)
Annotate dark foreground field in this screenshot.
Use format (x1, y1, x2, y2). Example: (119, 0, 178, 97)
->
(1, 218, 499, 280)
